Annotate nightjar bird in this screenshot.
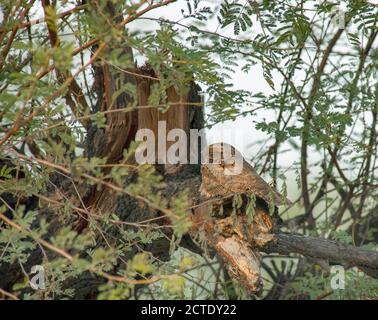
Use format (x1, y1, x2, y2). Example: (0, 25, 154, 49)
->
(200, 142, 291, 209)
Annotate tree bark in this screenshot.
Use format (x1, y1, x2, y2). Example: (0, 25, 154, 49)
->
(261, 232, 378, 270)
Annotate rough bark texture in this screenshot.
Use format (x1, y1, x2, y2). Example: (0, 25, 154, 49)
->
(262, 233, 378, 269)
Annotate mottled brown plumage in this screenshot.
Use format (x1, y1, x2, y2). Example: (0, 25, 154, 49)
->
(200, 142, 291, 207)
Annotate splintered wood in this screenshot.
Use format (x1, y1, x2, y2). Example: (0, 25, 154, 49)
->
(215, 236, 263, 294)
(191, 201, 275, 295)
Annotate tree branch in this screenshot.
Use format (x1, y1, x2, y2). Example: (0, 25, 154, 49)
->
(261, 232, 378, 270)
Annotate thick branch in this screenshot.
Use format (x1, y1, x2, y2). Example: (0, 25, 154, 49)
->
(187, 175, 378, 275)
(262, 233, 378, 270)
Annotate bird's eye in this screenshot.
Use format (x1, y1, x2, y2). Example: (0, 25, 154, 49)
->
(219, 160, 235, 169)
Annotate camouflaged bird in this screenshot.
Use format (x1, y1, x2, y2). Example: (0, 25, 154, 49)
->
(200, 142, 291, 207)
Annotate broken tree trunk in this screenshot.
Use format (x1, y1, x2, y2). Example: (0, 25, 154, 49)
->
(162, 171, 378, 292)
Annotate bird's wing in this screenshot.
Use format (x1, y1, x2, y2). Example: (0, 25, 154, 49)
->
(200, 166, 232, 199)
(239, 161, 292, 207)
